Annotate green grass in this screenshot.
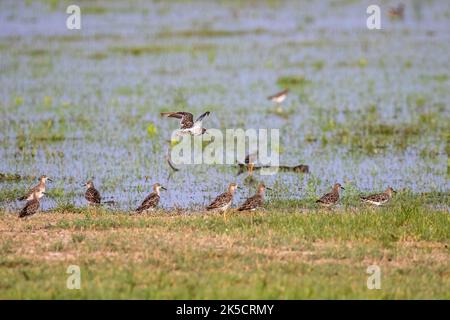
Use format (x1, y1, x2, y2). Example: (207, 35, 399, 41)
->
(0, 202, 448, 299)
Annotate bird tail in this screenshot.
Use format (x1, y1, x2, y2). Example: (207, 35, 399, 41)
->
(135, 207, 143, 213)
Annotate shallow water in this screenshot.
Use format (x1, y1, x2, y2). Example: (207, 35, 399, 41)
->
(0, 0, 449, 211)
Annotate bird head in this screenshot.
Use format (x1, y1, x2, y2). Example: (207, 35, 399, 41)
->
(40, 175, 52, 183)
(83, 180, 94, 188)
(333, 183, 345, 192)
(154, 183, 167, 194)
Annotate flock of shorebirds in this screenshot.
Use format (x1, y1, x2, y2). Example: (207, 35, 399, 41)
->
(16, 89, 397, 219)
(17, 176, 397, 219)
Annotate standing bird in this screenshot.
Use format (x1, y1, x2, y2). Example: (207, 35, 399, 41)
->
(135, 183, 167, 213)
(19, 190, 44, 218)
(238, 184, 271, 211)
(316, 183, 345, 207)
(268, 89, 289, 111)
(244, 151, 258, 176)
(206, 183, 239, 212)
(83, 180, 101, 206)
(18, 175, 52, 201)
(360, 187, 397, 206)
(160, 111, 210, 136)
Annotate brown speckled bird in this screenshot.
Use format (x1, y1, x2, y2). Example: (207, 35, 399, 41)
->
(237, 184, 271, 211)
(361, 186, 396, 206)
(316, 183, 345, 207)
(207, 183, 239, 212)
(160, 111, 210, 136)
(19, 190, 44, 218)
(83, 180, 101, 205)
(136, 183, 166, 213)
(18, 175, 52, 201)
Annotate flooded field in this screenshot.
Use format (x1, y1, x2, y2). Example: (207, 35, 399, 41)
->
(0, 0, 449, 211)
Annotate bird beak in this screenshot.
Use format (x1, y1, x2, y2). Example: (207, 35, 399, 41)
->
(237, 186, 242, 190)
(161, 186, 167, 191)
(341, 187, 345, 190)
(47, 178, 53, 182)
(266, 187, 273, 191)
(81, 183, 86, 187)
(393, 190, 397, 193)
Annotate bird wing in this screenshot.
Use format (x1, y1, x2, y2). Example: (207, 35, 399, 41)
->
(207, 192, 232, 210)
(136, 193, 160, 212)
(238, 194, 262, 211)
(161, 112, 194, 129)
(18, 184, 39, 201)
(194, 111, 210, 123)
(19, 199, 39, 218)
(317, 191, 338, 204)
(85, 187, 101, 204)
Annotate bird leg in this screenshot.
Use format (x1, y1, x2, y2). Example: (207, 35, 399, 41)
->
(248, 163, 254, 176)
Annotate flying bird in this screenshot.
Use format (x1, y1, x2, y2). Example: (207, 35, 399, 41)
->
(206, 183, 239, 212)
(18, 175, 52, 201)
(360, 186, 397, 206)
(135, 183, 166, 213)
(160, 111, 210, 136)
(19, 190, 44, 218)
(268, 89, 289, 111)
(316, 183, 345, 207)
(237, 183, 271, 211)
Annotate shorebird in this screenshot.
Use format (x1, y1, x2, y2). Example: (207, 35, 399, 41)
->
(388, 4, 404, 19)
(268, 89, 288, 111)
(316, 183, 345, 207)
(206, 183, 239, 213)
(237, 183, 271, 211)
(160, 111, 210, 136)
(17, 175, 52, 201)
(83, 180, 101, 206)
(135, 183, 167, 213)
(360, 187, 397, 206)
(244, 151, 258, 176)
(19, 190, 44, 218)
